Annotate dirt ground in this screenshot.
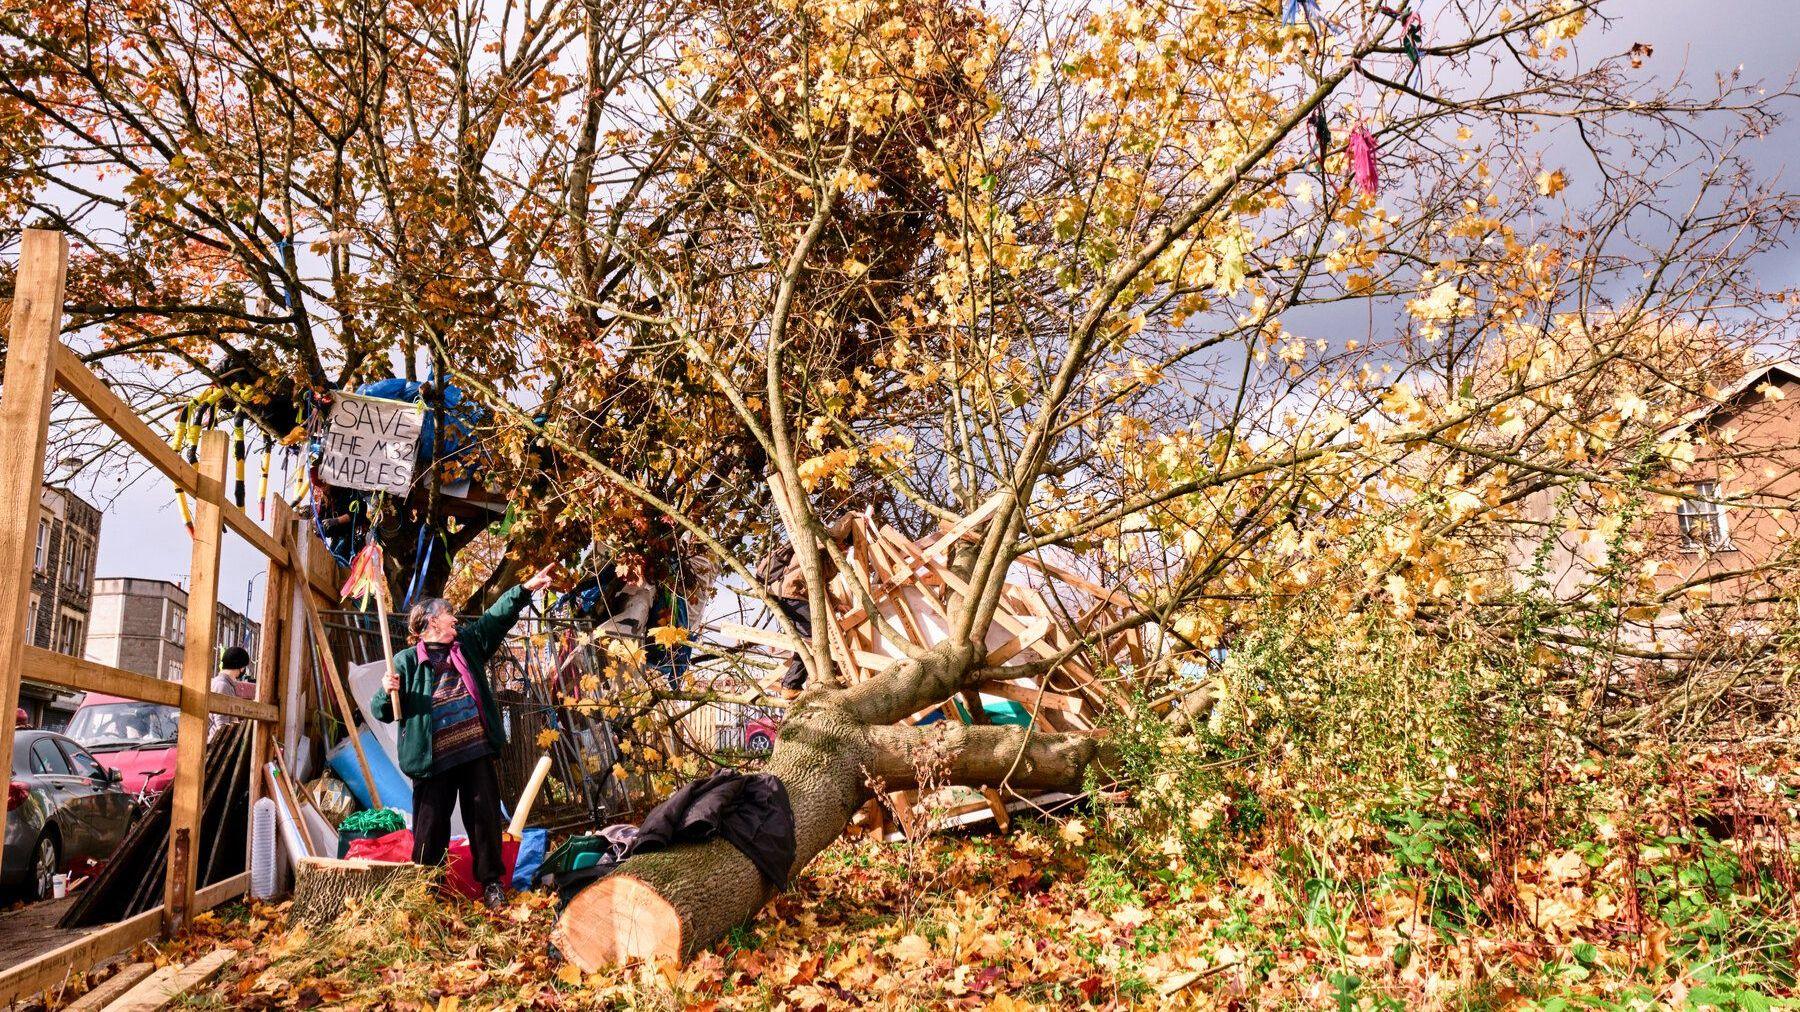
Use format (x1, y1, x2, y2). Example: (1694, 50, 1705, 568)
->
(0, 894, 84, 970)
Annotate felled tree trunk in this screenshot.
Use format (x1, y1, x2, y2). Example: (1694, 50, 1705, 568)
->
(550, 642, 1104, 968)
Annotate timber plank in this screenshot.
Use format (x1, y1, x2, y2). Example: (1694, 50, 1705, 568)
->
(0, 909, 161, 1008)
(102, 947, 237, 1012)
(976, 679, 1085, 714)
(53, 347, 299, 574)
(164, 431, 227, 933)
(22, 647, 181, 706)
(0, 229, 66, 889)
(63, 963, 155, 1012)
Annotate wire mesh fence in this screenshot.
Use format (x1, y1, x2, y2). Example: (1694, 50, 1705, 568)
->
(318, 610, 632, 830)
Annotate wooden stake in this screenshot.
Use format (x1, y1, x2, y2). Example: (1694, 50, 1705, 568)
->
(371, 564, 403, 720)
(164, 430, 227, 934)
(0, 230, 65, 888)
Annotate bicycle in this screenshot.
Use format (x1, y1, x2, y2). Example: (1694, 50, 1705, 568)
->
(126, 768, 167, 825)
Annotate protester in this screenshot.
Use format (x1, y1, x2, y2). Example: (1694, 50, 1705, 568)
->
(372, 566, 556, 908)
(209, 646, 257, 734)
(757, 545, 822, 698)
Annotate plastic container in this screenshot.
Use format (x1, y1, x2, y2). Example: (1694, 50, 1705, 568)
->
(251, 796, 279, 899)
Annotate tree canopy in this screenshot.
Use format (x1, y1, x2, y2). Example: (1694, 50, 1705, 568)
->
(6, 0, 1799, 980)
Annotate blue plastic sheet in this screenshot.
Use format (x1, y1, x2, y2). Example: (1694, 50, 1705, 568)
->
(327, 728, 415, 818)
(512, 827, 548, 891)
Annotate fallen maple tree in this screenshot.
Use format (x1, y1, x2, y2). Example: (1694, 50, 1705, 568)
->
(434, 0, 1792, 971)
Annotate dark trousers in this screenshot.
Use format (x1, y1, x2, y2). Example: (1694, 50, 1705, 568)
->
(775, 596, 812, 690)
(411, 755, 505, 887)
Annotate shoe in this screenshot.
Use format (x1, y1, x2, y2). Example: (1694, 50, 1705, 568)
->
(483, 882, 507, 909)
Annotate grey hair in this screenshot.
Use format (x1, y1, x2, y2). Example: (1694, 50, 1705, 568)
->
(407, 597, 455, 639)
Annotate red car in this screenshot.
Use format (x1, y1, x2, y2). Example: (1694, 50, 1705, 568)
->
(65, 693, 180, 797)
(744, 716, 780, 752)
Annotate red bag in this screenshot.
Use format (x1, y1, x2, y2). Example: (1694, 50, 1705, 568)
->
(445, 837, 519, 900)
(345, 829, 415, 862)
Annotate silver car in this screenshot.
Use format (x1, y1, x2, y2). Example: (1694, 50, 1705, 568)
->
(5, 730, 133, 900)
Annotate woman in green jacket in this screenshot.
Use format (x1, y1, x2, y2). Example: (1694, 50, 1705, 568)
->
(373, 566, 555, 907)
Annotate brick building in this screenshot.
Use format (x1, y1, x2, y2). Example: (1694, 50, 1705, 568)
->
(85, 578, 261, 683)
(1514, 360, 1800, 644)
(1644, 361, 1800, 627)
(21, 486, 103, 730)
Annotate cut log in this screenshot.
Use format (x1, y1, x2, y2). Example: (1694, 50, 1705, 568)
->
(549, 874, 683, 966)
(551, 702, 876, 969)
(290, 856, 425, 928)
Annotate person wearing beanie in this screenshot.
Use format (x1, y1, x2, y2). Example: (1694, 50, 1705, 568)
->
(210, 645, 256, 734)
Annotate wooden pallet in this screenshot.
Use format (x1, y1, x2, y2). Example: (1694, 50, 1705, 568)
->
(705, 500, 1144, 833)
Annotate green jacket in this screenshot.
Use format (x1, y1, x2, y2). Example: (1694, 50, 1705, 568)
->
(371, 585, 530, 778)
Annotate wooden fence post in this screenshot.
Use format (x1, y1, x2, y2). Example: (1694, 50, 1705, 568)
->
(164, 430, 227, 932)
(248, 499, 293, 865)
(0, 230, 67, 886)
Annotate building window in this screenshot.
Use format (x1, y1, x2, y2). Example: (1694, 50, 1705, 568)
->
(167, 605, 186, 646)
(34, 520, 48, 573)
(166, 658, 184, 681)
(62, 534, 88, 588)
(27, 593, 41, 640)
(1677, 481, 1732, 551)
(55, 612, 85, 655)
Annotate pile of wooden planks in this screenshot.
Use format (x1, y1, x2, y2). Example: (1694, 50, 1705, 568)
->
(708, 496, 1148, 836)
(63, 947, 238, 1012)
(60, 722, 254, 928)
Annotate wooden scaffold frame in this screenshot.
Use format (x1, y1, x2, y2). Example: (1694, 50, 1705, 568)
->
(0, 229, 336, 1004)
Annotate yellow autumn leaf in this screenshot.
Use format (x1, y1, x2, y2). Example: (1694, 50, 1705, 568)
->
(554, 962, 584, 988)
(889, 933, 933, 962)
(535, 728, 561, 748)
(649, 624, 689, 648)
(1535, 168, 1567, 197)
(1059, 818, 1087, 844)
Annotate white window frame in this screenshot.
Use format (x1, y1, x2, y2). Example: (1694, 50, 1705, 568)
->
(1677, 481, 1732, 552)
(34, 520, 48, 573)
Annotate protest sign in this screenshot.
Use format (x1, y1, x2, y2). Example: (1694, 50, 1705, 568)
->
(317, 391, 424, 494)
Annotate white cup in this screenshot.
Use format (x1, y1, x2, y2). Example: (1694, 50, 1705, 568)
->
(52, 873, 67, 899)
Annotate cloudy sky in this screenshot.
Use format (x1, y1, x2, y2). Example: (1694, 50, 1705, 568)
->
(78, 0, 1800, 623)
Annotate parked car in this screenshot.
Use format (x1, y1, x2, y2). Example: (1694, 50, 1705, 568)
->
(65, 693, 180, 797)
(745, 715, 780, 752)
(5, 730, 133, 900)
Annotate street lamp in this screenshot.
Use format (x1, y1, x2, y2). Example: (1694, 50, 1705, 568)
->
(246, 570, 267, 617)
